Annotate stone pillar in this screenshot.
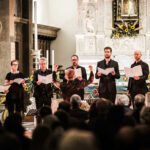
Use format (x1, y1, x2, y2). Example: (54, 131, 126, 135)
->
(145, 0, 150, 64)
(0, 0, 15, 82)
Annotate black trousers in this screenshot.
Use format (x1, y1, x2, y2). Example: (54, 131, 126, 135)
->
(35, 95, 51, 124)
(99, 92, 116, 104)
(6, 99, 23, 115)
(35, 95, 51, 110)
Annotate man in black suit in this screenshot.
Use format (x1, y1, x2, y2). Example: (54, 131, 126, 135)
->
(128, 50, 149, 107)
(66, 54, 87, 100)
(95, 47, 120, 103)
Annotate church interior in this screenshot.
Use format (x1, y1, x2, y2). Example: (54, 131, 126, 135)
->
(0, 0, 150, 150)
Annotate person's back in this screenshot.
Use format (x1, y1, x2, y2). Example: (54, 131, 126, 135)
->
(4, 113, 31, 150)
(61, 66, 94, 102)
(116, 94, 133, 114)
(70, 95, 88, 121)
(132, 94, 145, 123)
(65, 54, 87, 100)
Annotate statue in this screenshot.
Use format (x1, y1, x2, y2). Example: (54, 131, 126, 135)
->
(85, 8, 95, 33)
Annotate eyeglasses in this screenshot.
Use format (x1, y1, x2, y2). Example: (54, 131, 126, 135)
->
(12, 64, 18, 66)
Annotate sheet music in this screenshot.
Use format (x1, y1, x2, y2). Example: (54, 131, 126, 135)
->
(124, 65, 143, 77)
(0, 85, 10, 92)
(75, 68, 82, 77)
(13, 78, 24, 84)
(38, 74, 52, 84)
(98, 67, 115, 75)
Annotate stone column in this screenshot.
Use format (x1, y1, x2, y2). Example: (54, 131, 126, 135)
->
(145, 0, 150, 63)
(0, 0, 15, 82)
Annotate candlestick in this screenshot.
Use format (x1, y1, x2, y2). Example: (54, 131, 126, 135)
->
(51, 50, 54, 71)
(34, 1, 38, 51)
(46, 50, 49, 68)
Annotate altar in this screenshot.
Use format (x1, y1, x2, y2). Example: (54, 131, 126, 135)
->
(75, 0, 150, 76)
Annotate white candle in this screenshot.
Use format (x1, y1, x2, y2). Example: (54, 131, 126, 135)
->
(46, 50, 49, 68)
(34, 1, 38, 51)
(52, 50, 54, 71)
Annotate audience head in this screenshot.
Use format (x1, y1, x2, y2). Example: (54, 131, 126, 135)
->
(70, 94, 81, 109)
(65, 69, 75, 80)
(42, 115, 61, 132)
(0, 131, 21, 150)
(89, 100, 97, 119)
(4, 113, 24, 136)
(39, 106, 52, 119)
(54, 110, 69, 130)
(145, 93, 150, 107)
(115, 126, 135, 150)
(134, 94, 145, 109)
(140, 106, 150, 125)
(32, 125, 50, 150)
(58, 101, 71, 113)
(116, 94, 130, 106)
(58, 129, 98, 150)
(134, 125, 150, 150)
(95, 98, 113, 117)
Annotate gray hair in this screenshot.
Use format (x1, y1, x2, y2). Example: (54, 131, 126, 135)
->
(39, 57, 47, 63)
(134, 94, 145, 106)
(116, 94, 129, 106)
(70, 94, 81, 107)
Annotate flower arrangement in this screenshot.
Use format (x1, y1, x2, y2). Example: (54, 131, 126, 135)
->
(0, 95, 6, 105)
(122, 75, 128, 81)
(111, 20, 143, 39)
(24, 75, 34, 94)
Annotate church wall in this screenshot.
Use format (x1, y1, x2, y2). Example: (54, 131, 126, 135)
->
(35, 0, 78, 68)
(36, 0, 150, 70)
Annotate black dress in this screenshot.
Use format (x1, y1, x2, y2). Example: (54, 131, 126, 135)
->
(5, 72, 24, 115)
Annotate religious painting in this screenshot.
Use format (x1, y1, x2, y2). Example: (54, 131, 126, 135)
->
(115, 0, 139, 21)
(121, 0, 138, 17)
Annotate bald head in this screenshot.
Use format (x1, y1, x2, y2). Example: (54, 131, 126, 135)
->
(134, 50, 142, 62)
